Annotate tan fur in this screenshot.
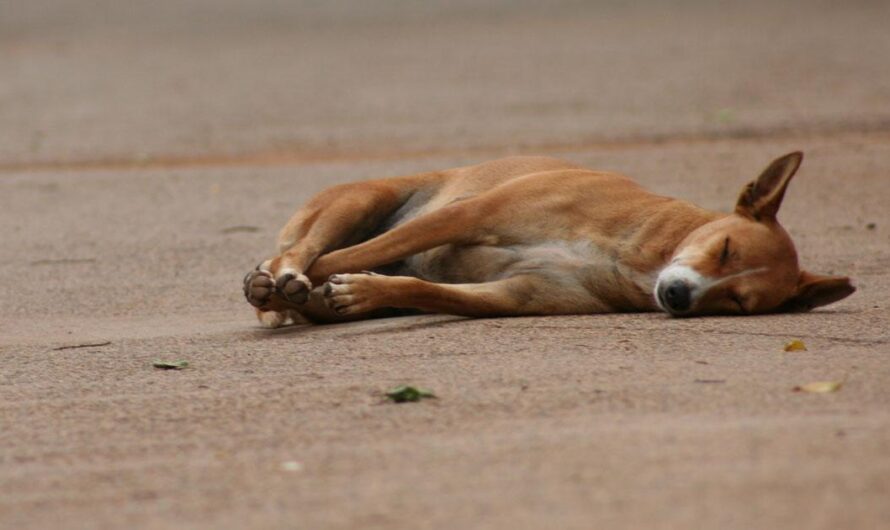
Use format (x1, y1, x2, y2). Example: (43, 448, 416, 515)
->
(242, 153, 854, 326)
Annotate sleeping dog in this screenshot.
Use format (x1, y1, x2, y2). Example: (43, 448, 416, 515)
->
(244, 152, 854, 326)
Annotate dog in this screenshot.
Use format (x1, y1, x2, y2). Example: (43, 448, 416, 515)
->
(243, 152, 854, 327)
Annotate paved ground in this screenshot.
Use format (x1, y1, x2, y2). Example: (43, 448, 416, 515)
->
(1, 1, 889, 529)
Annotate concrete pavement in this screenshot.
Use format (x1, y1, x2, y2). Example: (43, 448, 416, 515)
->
(1, 1, 889, 529)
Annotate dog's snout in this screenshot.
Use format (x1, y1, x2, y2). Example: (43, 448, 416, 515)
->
(660, 281, 692, 313)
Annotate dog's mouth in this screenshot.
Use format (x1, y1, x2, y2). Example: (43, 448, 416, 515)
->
(654, 287, 668, 312)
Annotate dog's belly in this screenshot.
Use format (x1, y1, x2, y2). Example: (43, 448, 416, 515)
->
(400, 244, 523, 284)
(394, 240, 657, 312)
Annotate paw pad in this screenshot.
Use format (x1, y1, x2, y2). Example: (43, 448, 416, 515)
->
(275, 271, 312, 304)
(243, 269, 275, 308)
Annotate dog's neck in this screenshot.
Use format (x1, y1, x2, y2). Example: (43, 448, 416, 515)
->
(624, 197, 724, 274)
(616, 198, 724, 309)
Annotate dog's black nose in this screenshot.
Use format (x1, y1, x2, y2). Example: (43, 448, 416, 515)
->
(661, 281, 691, 313)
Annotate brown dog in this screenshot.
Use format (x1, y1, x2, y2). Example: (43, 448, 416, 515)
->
(243, 153, 854, 327)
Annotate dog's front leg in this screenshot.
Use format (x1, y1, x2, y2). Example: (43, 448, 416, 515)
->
(320, 272, 588, 317)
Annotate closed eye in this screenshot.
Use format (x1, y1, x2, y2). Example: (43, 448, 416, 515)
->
(719, 237, 731, 266)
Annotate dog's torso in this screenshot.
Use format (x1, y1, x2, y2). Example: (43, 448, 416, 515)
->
(377, 157, 719, 312)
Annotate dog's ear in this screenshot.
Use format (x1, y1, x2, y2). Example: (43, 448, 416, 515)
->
(779, 270, 855, 312)
(735, 151, 803, 221)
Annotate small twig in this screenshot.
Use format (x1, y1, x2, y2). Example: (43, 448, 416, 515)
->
(52, 341, 111, 351)
(694, 379, 726, 384)
(30, 258, 97, 266)
(221, 225, 260, 234)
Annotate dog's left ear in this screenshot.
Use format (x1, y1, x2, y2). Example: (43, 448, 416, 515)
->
(736, 151, 803, 221)
(780, 270, 855, 312)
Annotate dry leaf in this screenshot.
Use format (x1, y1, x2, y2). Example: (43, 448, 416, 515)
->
(784, 339, 807, 352)
(793, 380, 843, 393)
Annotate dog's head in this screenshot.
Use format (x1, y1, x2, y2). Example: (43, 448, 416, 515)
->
(655, 152, 855, 316)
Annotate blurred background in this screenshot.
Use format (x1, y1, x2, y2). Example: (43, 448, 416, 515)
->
(3, 0, 890, 167)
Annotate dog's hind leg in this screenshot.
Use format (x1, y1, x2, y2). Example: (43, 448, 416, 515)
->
(244, 172, 442, 323)
(303, 193, 495, 286)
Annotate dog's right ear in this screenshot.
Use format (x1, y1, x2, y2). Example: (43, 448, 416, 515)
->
(779, 271, 855, 312)
(735, 151, 803, 221)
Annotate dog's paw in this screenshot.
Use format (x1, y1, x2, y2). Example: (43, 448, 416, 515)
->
(244, 268, 276, 308)
(323, 273, 384, 315)
(275, 269, 312, 305)
(256, 308, 288, 328)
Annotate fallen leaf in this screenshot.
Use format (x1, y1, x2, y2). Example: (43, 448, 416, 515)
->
(385, 385, 436, 403)
(153, 360, 189, 370)
(793, 380, 843, 393)
(783, 339, 807, 352)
